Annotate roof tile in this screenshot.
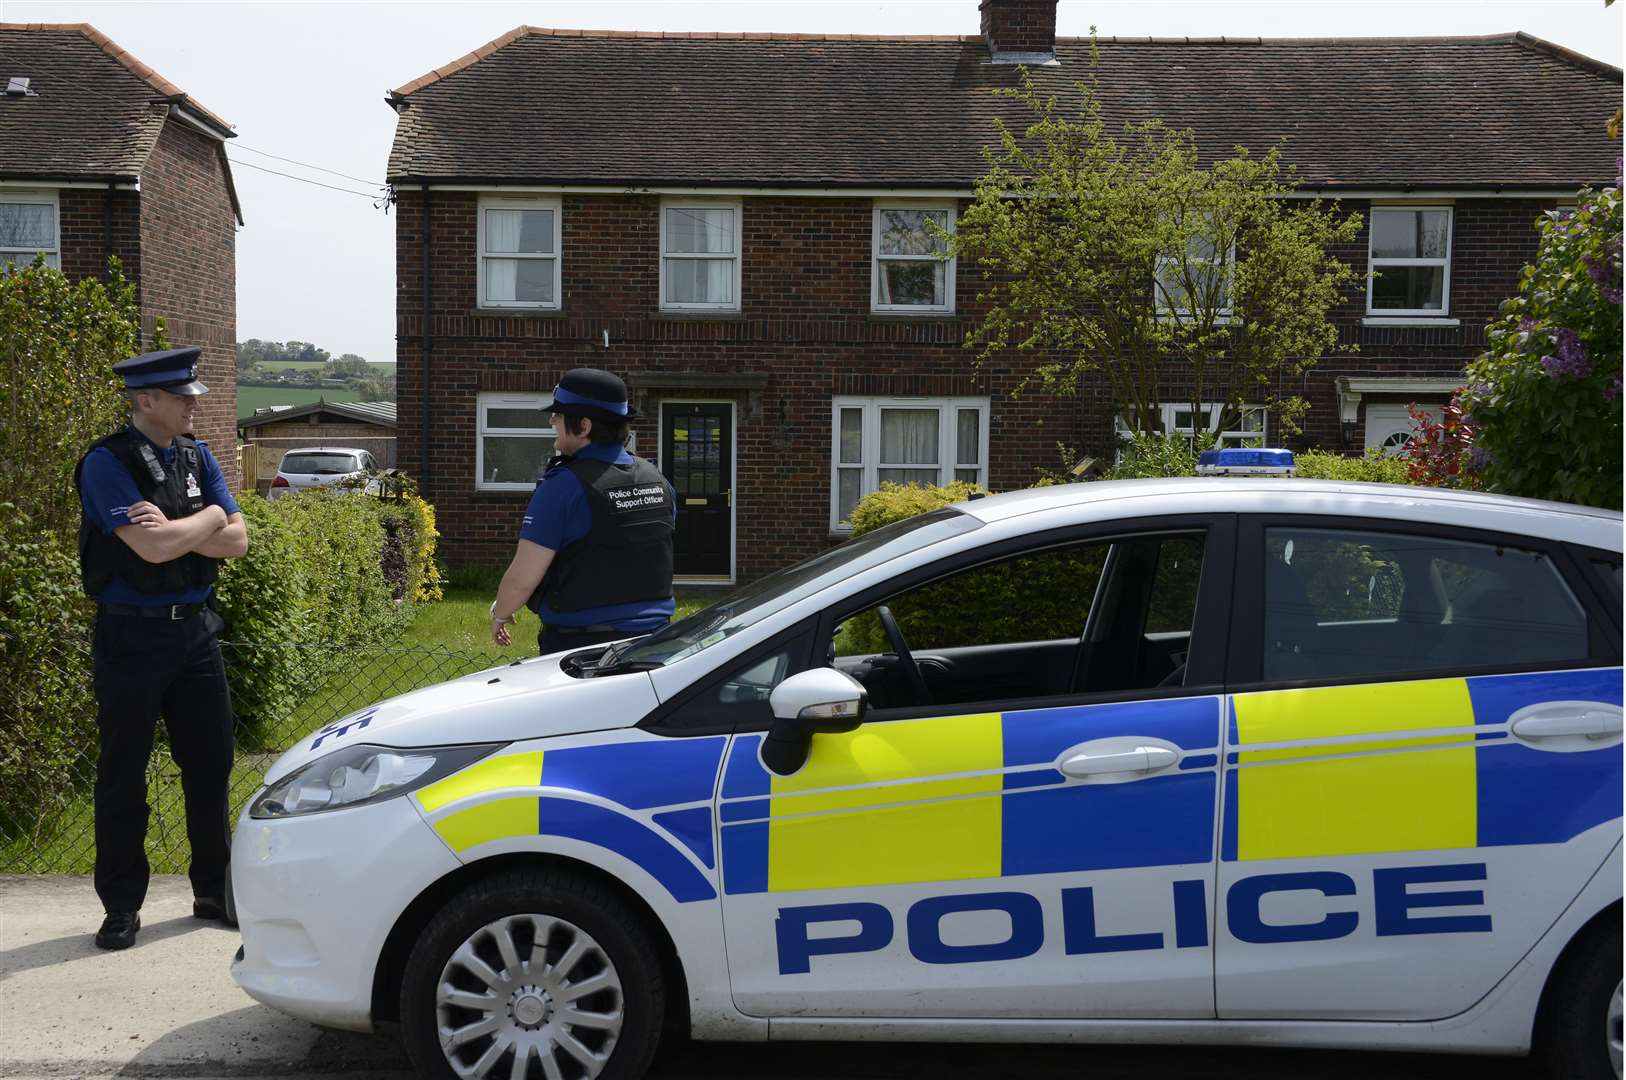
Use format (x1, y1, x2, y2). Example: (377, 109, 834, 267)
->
(387, 29, 1620, 189)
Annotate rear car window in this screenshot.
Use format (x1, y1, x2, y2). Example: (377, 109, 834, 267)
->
(1263, 527, 1589, 682)
(281, 453, 359, 475)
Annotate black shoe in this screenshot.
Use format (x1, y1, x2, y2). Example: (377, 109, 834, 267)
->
(95, 911, 140, 950)
(193, 895, 237, 927)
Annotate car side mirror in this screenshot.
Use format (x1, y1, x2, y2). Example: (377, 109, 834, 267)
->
(761, 668, 868, 776)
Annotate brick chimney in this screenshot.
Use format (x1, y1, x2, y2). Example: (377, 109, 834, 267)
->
(980, 0, 1058, 64)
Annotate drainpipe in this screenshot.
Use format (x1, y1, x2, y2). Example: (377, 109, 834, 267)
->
(103, 180, 114, 281)
(420, 183, 432, 493)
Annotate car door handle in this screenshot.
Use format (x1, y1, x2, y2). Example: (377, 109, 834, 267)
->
(1510, 705, 1623, 740)
(1060, 745, 1179, 778)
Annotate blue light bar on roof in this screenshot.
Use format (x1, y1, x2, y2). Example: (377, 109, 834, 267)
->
(1195, 447, 1296, 476)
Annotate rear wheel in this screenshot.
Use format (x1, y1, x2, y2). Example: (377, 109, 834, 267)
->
(1541, 915, 1623, 1080)
(401, 869, 664, 1080)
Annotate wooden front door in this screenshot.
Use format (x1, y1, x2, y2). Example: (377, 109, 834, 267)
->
(660, 401, 733, 578)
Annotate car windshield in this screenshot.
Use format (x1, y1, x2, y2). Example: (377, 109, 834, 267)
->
(282, 453, 359, 475)
(608, 508, 982, 670)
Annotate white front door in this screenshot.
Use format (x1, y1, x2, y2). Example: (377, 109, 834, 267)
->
(1363, 403, 1427, 455)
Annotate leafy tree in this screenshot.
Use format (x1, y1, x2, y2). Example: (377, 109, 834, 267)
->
(952, 61, 1363, 439)
(0, 256, 140, 536)
(1459, 166, 1622, 509)
(329, 352, 371, 378)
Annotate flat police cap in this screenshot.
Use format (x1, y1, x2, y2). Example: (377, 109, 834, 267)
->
(114, 346, 209, 396)
(545, 367, 635, 422)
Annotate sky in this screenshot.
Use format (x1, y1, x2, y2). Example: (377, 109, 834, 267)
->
(3, 0, 1622, 365)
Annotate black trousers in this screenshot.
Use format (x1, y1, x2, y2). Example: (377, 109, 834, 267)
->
(92, 606, 234, 914)
(537, 626, 630, 657)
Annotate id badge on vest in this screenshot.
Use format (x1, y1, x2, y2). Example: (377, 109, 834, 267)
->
(185, 472, 202, 499)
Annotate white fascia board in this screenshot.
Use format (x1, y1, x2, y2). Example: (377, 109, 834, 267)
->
(0, 179, 139, 190)
(423, 183, 976, 198)
(167, 104, 233, 142)
(1283, 188, 1578, 200)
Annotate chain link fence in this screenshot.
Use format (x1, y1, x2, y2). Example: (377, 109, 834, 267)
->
(0, 627, 503, 874)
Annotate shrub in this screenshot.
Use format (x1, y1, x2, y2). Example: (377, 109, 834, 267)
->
(1293, 448, 1410, 484)
(1400, 399, 1483, 490)
(0, 505, 96, 833)
(1100, 433, 1204, 479)
(0, 257, 140, 538)
(1460, 170, 1622, 509)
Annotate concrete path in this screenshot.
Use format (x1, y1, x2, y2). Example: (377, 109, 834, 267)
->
(1, 875, 1546, 1080)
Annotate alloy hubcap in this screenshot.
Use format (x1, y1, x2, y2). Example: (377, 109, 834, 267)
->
(1609, 979, 1623, 1080)
(435, 914, 623, 1079)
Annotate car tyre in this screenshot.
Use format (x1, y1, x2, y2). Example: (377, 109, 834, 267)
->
(1540, 914, 1623, 1080)
(401, 868, 664, 1080)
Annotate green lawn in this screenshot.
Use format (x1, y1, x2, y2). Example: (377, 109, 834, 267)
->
(237, 384, 363, 419)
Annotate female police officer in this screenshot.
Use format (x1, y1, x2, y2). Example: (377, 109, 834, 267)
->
(75, 347, 248, 950)
(488, 368, 676, 655)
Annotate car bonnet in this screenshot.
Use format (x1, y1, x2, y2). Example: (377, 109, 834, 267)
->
(261, 652, 661, 785)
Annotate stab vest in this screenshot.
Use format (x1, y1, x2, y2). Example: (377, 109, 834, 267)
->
(75, 430, 219, 598)
(527, 454, 675, 615)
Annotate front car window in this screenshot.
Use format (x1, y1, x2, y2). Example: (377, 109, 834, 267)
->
(612, 508, 982, 669)
(1263, 526, 1588, 681)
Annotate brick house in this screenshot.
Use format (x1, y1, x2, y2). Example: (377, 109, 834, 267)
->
(385, 0, 1620, 580)
(0, 23, 242, 485)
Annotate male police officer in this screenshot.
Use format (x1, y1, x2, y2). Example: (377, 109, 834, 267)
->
(75, 347, 248, 950)
(489, 368, 676, 655)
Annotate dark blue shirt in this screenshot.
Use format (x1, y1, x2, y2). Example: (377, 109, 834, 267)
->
(79, 427, 240, 606)
(519, 441, 676, 631)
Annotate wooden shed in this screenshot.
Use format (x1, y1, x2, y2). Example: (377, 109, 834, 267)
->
(238, 399, 396, 496)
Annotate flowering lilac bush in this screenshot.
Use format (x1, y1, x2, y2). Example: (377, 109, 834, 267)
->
(1460, 163, 1622, 509)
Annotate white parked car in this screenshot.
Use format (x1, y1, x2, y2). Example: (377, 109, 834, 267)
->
(267, 447, 381, 501)
(231, 453, 1624, 1080)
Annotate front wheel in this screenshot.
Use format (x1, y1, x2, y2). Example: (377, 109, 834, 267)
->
(401, 869, 665, 1080)
(1540, 915, 1623, 1080)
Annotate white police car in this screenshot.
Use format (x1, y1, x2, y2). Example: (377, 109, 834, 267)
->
(231, 454, 1624, 1080)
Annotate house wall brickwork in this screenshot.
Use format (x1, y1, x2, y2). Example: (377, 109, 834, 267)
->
(56, 186, 140, 285)
(396, 189, 1554, 577)
(137, 120, 239, 486)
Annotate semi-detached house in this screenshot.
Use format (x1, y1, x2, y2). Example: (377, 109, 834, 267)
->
(384, 0, 1621, 581)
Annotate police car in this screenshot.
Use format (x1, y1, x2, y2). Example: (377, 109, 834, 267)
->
(231, 451, 1624, 1080)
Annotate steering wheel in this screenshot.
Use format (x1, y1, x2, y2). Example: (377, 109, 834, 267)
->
(876, 605, 929, 705)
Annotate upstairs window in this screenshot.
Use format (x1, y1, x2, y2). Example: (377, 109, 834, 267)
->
(0, 191, 59, 270)
(1368, 207, 1452, 315)
(478, 197, 560, 309)
(872, 203, 956, 313)
(660, 201, 741, 312)
(1155, 231, 1233, 317)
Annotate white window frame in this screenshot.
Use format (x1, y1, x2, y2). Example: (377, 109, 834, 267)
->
(830, 396, 989, 531)
(0, 189, 60, 270)
(1367, 205, 1454, 317)
(1115, 402, 1267, 453)
(1155, 236, 1235, 320)
(659, 198, 742, 312)
(871, 201, 957, 314)
(475, 392, 556, 492)
(476, 195, 562, 311)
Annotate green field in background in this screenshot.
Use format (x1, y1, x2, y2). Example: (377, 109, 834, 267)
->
(245, 360, 397, 372)
(237, 384, 364, 419)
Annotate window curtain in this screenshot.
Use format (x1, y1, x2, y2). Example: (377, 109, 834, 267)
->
(879, 408, 939, 486)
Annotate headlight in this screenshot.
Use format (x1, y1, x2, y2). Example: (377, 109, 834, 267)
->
(249, 742, 505, 819)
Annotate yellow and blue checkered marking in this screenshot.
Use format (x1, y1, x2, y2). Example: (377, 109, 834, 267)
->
(415, 735, 728, 902)
(719, 696, 1223, 895)
(1220, 668, 1623, 862)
